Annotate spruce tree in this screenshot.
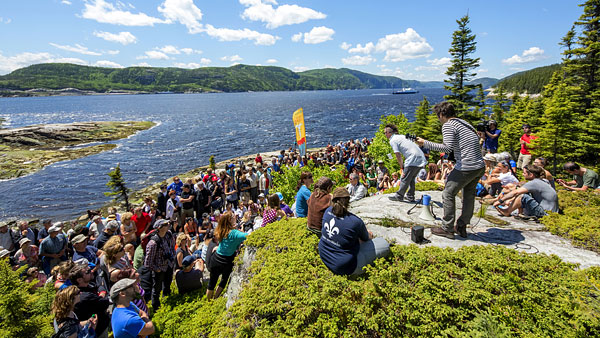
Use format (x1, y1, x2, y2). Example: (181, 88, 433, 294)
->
(498, 95, 527, 158)
(105, 163, 131, 211)
(411, 96, 431, 136)
(422, 109, 443, 144)
(444, 14, 481, 121)
(490, 86, 509, 124)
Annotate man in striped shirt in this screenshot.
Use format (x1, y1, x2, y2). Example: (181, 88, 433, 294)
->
(416, 102, 485, 239)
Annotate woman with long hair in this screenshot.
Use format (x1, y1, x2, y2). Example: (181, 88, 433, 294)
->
(306, 176, 334, 236)
(175, 232, 191, 270)
(295, 171, 313, 218)
(318, 187, 390, 275)
(51, 285, 97, 338)
(206, 211, 247, 300)
(261, 194, 287, 227)
(224, 175, 239, 209)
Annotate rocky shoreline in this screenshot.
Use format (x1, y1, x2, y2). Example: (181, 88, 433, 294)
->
(0, 121, 155, 179)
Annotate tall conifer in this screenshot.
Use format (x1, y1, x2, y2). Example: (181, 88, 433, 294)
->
(105, 163, 131, 211)
(411, 96, 431, 136)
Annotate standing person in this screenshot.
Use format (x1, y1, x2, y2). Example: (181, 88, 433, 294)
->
(51, 285, 97, 338)
(224, 176, 240, 209)
(482, 120, 501, 154)
(143, 219, 175, 309)
(318, 187, 390, 275)
(248, 168, 259, 203)
(517, 124, 537, 169)
(306, 177, 334, 236)
(206, 211, 247, 300)
(195, 181, 211, 221)
(18, 220, 36, 244)
(0, 223, 20, 254)
(156, 184, 168, 218)
(295, 171, 313, 218)
(68, 264, 111, 337)
(416, 102, 485, 239)
(37, 219, 52, 245)
(167, 176, 184, 196)
(110, 278, 155, 338)
(384, 123, 427, 202)
(40, 223, 68, 275)
(132, 207, 152, 239)
(557, 162, 600, 192)
(180, 184, 196, 222)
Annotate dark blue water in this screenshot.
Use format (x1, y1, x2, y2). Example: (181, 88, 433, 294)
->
(0, 88, 447, 221)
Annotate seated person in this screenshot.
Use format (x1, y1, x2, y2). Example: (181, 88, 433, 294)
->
(306, 177, 334, 237)
(175, 256, 203, 294)
(557, 162, 599, 191)
(533, 157, 555, 189)
(345, 173, 367, 203)
(318, 187, 390, 275)
(483, 161, 519, 199)
(493, 165, 559, 218)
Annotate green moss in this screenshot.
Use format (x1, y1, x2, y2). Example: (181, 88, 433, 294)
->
(152, 218, 600, 337)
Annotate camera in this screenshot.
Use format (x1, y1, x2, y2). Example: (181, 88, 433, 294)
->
(476, 121, 489, 133)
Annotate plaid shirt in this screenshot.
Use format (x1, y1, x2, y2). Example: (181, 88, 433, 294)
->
(143, 232, 175, 272)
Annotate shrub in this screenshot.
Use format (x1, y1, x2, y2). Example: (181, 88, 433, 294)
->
(0, 260, 55, 338)
(152, 218, 600, 337)
(271, 163, 348, 205)
(542, 190, 600, 253)
(367, 113, 410, 174)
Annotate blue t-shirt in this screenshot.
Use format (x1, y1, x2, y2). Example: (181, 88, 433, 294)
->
(112, 303, 146, 338)
(318, 206, 370, 275)
(216, 230, 247, 257)
(167, 181, 184, 195)
(484, 129, 501, 152)
(295, 185, 312, 218)
(73, 245, 98, 265)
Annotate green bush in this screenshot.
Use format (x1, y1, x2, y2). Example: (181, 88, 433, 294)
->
(367, 113, 410, 174)
(0, 260, 55, 338)
(542, 190, 600, 253)
(271, 162, 348, 205)
(152, 218, 600, 337)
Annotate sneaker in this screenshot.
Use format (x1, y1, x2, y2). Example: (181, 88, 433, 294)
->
(454, 224, 467, 238)
(388, 195, 404, 201)
(431, 227, 455, 239)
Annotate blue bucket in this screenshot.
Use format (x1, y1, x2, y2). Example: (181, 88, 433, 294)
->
(422, 194, 431, 206)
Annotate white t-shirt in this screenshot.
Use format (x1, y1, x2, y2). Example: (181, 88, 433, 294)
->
(389, 134, 427, 168)
(498, 172, 519, 186)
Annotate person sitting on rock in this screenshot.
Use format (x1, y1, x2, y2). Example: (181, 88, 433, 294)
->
(318, 187, 390, 276)
(306, 177, 334, 237)
(346, 173, 367, 203)
(493, 164, 558, 219)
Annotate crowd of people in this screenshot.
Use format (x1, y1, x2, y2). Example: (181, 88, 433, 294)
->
(1, 101, 598, 337)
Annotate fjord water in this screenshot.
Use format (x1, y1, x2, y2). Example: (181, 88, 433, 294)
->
(0, 88, 447, 221)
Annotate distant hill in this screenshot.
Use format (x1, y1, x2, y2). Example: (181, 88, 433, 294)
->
(0, 63, 444, 95)
(494, 64, 562, 94)
(467, 77, 499, 89)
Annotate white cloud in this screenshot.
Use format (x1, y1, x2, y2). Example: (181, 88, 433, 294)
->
(293, 66, 309, 72)
(61, 0, 72, 4)
(427, 57, 451, 67)
(94, 60, 124, 68)
(341, 55, 375, 66)
(240, 0, 326, 29)
(502, 47, 547, 65)
(137, 50, 171, 60)
(203, 24, 279, 45)
(374, 28, 433, 62)
(134, 62, 152, 67)
(0, 52, 86, 74)
(49, 43, 102, 56)
(294, 26, 334, 44)
(340, 42, 351, 50)
(158, 45, 181, 55)
(93, 31, 137, 45)
(348, 42, 375, 54)
(82, 0, 166, 26)
(266, 59, 278, 64)
(180, 48, 202, 55)
(107, 50, 120, 55)
(173, 62, 204, 68)
(0, 17, 12, 24)
(220, 55, 243, 62)
(199, 58, 212, 65)
(479, 68, 489, 73)
(158, 0, 203, 34)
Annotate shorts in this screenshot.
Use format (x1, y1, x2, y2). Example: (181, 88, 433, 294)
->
(521, 194, 547, 218)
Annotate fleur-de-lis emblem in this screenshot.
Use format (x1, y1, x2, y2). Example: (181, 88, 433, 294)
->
(324, 218, 339, 238)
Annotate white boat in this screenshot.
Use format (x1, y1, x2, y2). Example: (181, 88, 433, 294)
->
(392, 87, 419, 94)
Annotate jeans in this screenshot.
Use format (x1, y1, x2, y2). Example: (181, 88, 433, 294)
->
(151, 266, 173, 309)
(442, 167, 486, 232)
(352, 237, 391, 275)
(395, 166, 422, 201)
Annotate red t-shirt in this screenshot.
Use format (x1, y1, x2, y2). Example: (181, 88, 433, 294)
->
(132, 212, 152, 237)
(520, 133, 537, 155)
(255, 155, 263, 164)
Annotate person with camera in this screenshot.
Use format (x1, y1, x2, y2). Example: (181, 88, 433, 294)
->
(479, 120, 501, 154)
(416, 102, 485, 239)
(143, 219, 175, 309)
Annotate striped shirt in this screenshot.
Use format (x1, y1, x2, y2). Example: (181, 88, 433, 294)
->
(423, 118, 485, 171)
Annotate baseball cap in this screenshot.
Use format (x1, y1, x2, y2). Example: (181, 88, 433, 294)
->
(48, 222, 63, 233)
(109, 278, 137, 300)
(182, 255, 195, 268)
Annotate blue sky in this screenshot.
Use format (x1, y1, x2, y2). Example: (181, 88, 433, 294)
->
(0, 1, 583, 80)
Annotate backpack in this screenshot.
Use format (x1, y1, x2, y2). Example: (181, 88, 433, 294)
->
(140, 228, 158, 254)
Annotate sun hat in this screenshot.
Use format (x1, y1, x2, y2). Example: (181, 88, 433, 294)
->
(48, 222, 63, 233)
(19, 237, 31, 247)
(71, 234, 87, 244)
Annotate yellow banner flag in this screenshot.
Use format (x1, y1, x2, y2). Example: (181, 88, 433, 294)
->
(292, 108, 306, 156)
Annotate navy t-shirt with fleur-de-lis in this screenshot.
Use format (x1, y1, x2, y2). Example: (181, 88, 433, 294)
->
(318, 206, 370, 275)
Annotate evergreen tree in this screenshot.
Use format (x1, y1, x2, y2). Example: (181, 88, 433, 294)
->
(490, 86, 509, 124)
(410, 96, 431, 136)
(367, 113, 410, 173)
(560, 25, 577, 61)
(422, 109, 443, 144)
(498, 95, 528, 158)
(105, 163, 131, 211)
(444, 14, 481, 119)
(534, 73, 586, 174)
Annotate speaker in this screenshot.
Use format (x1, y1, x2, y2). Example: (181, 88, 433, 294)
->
(419, 194, 436, 221)
(411, 225, 424, 243)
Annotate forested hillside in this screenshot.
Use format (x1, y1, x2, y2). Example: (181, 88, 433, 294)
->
(494, 64, 562, 93)
(0, 63, 444, 93)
